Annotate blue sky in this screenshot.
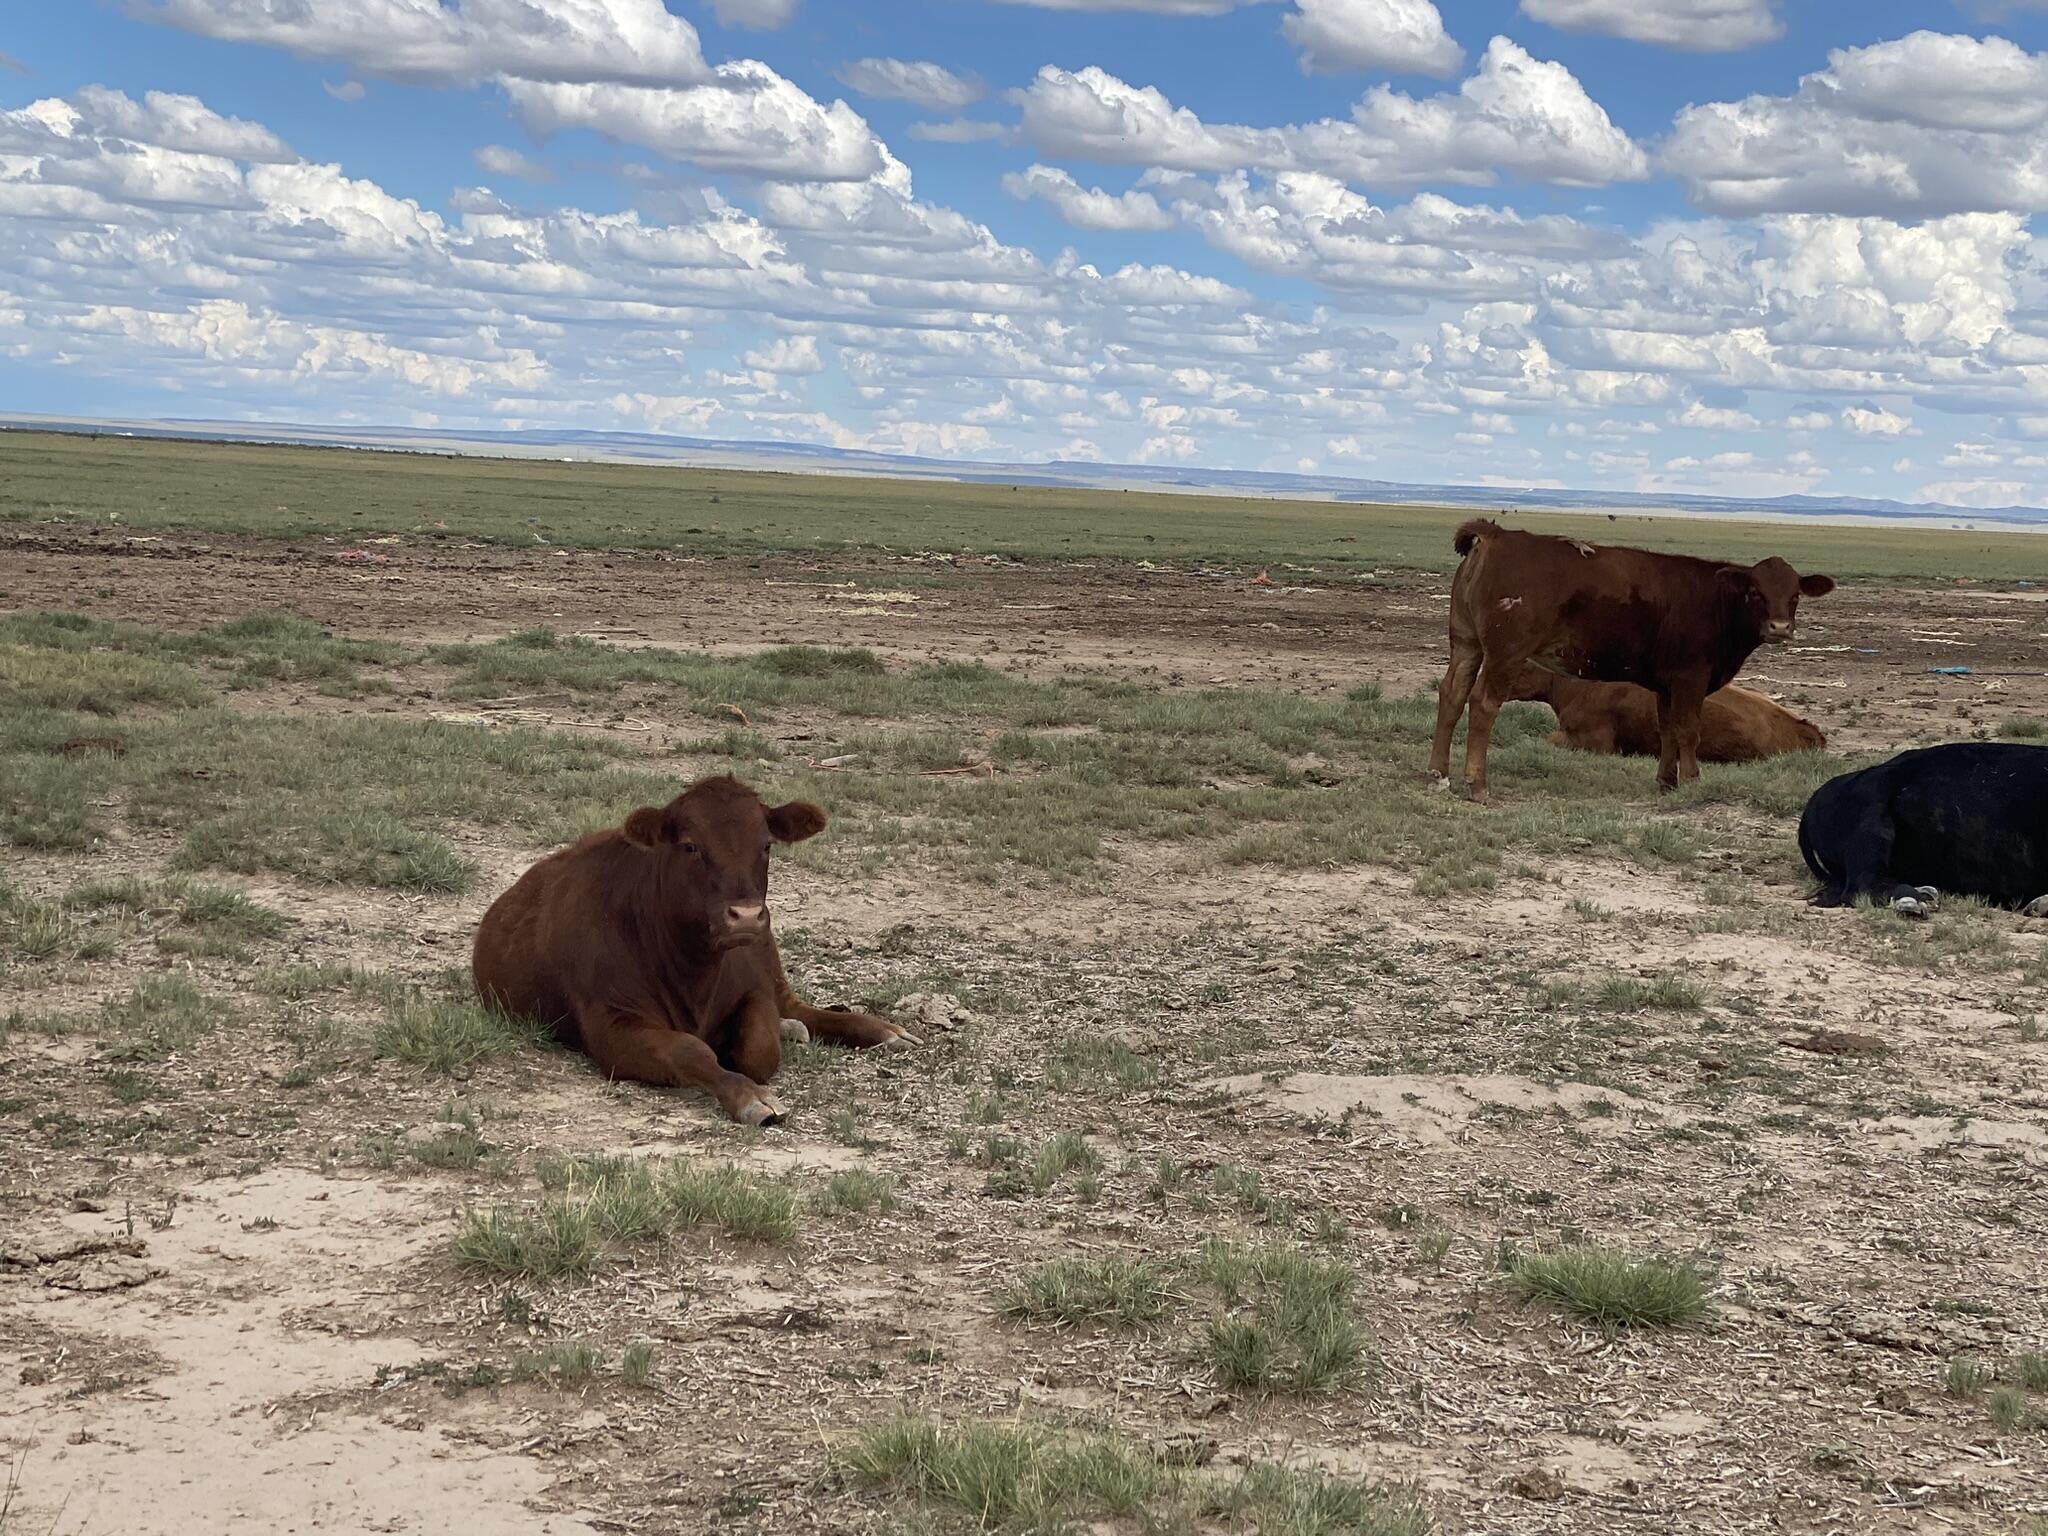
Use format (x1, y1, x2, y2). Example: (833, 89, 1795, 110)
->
(4, 0, 2048, 508)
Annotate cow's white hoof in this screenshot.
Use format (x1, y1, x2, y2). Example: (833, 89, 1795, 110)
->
(2024, 894, 2048, 919)
(780, 1018, 811, 1045)
(1890, 895, 1931, 921)
(735, 1091, 789, 1127)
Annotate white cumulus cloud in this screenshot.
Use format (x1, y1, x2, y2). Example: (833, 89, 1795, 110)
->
(1284, 0, 1463, 77)
(1842, 405, 1911, 437)
(1003, 165, 1177, 232)
(836, 59, 983, 113)
(1017, 40, 1645, 188)
(1518, 0, 1781, 51)
(139, 0, 712, 87)
(505, 64, 886, 181)
(1665, 32, 2048, 215)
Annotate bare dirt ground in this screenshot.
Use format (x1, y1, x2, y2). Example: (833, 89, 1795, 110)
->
(6, 522, 2047, 743)
(3, 527, 2047, 1535)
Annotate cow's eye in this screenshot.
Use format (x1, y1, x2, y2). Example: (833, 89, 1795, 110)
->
(680, 840, 699, 856)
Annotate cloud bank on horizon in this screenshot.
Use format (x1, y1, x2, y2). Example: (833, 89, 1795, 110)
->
(3, 0, 2047, 510)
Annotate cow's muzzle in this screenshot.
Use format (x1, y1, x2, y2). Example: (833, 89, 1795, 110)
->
(716, 902, 769, 948)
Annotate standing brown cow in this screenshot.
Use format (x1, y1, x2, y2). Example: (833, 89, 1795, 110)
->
(1429, 519, 1833, 800)
(473, 775, 910, 1126)
(1502, 666, 1825, 763)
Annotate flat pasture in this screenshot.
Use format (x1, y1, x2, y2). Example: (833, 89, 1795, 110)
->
(1, 436, 2046, 1535)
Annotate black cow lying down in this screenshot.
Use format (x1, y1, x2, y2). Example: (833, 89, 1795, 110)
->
(1800, 742, 2048, 919)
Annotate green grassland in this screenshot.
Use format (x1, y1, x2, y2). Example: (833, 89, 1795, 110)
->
(3, 428, 2040, 583)
(0, 612, 1848, 901)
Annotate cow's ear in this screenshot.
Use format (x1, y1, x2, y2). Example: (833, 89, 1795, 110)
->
(622, 807, 670, 847)
(766, 800, 827, 844)
(1799, 573, 1836, 598)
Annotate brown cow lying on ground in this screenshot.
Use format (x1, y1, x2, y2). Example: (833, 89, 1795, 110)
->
(1503, 665, 1824, 762)
(472, 775, 910, 1126)
(1429, 519, 1833, 800)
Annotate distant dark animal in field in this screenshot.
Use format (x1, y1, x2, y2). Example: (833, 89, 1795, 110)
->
(1429, 519, 1834, 800)
(1502, 666, 1824, 763)
(1799, 742, 2048, 919)
(472, 775, 910, 1126)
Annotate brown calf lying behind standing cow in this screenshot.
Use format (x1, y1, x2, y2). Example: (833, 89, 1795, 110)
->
(1502, 666, 1824, 763)
(1430, 518, 1834, 799)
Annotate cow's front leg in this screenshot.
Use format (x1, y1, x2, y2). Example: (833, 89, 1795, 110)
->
(1656, 682, 1706, 790)
(725, 991, 788, 1086)
(576, 1005, 788, 1126)
(763, 935, 915, 1048)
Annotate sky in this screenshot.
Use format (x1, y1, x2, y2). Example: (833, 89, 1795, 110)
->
(4, 2, 2048, 509)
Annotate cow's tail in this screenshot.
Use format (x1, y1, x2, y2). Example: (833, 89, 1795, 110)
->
(1796, 799, 1832, 886)
(1453, 517, 1502, 557)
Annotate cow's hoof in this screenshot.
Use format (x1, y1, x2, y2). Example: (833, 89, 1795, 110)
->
(734, 1091, 789, 1127)
(1890, 895, 1932, 921)
(1460, 783, 1488, 804)
(2024, 895, 2048, 919)
(879, 1024, 920, 1050)
(779, 1018, 812, 1045)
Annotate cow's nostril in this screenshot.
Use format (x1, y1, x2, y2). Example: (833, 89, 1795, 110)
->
(728, 902, 766, 927)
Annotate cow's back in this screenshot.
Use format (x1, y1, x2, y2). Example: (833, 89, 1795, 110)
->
(1883, 744, 2048, 905)
(1459, 528, 1728, 687)
(1698, 687, 1824, 763)
(473, 834, 615, 1041)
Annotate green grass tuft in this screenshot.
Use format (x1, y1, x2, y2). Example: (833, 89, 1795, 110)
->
(1001, 1256, 1176, 1328)
(817, 1169, 898, 1216)
(374, 995, 540, 1074)
(1196, 1240, 1366, 1394)
(1508, 1244, 1709, 1329)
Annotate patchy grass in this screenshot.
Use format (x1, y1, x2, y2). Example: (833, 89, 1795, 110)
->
(1046, 1036, 1159, 1092)
(1998, 717, 2047, 741)
(1031, 1131, 1103, 1193)
(458, 1156, 798, 1280)
(1001, 1256, 1177, 1329)
(1197, 1240, 1367, 1395)
(0, 881, 91, 964)
(374, 995, 542, 1074)
(1589, 973, 1708, 1012)
(509, 1341, 604, 1385)
(1854, 899, 2017, 974)
(65, 873, 286, 959)
(454, 1199, 599, 1282)
(1508, 1245, 1710, 1330)
(661, 1160, 800, 1243)
(99, 976, 226, 1062)
(1944, 1357, 1991, 1398)
(620, 1340, 658, 1388)
(844, 1419, 1167, 1531)
(1990, 1386, 2029, 1433)
(816, 1169, 898, 1216)
(0, 611, 401, 696)
(846, 1419, 1430, 1535)
(1201, 1462, 1433, 1536)
(0, 614, 1852, 890)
